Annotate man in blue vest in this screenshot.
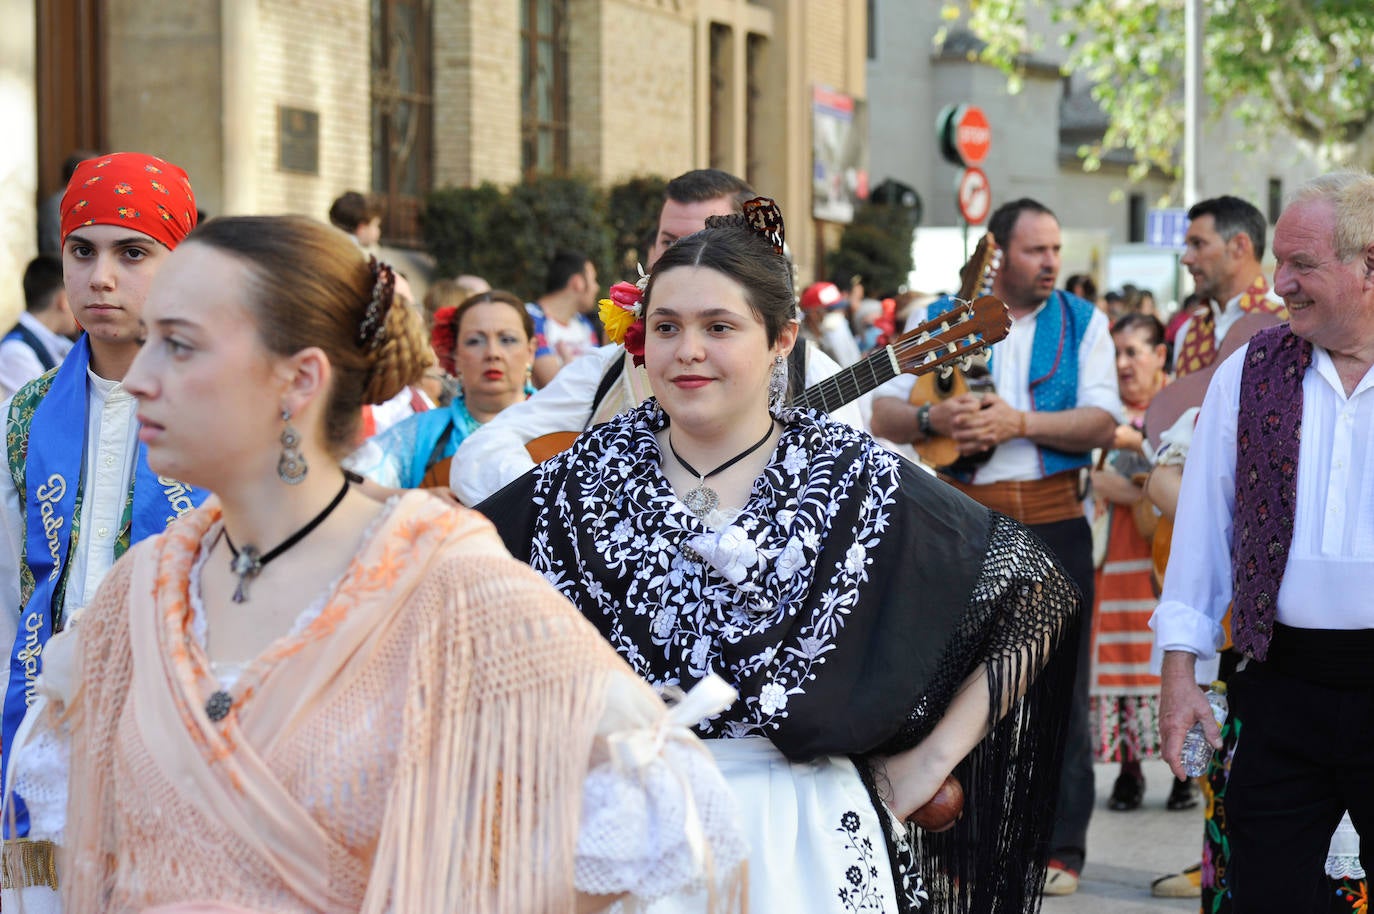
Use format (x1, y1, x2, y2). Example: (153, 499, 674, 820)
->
(0, 152, 209, 900)
(1154, 173, 1374, 913)
(0, 256, 77, 398)
(872, 197, 1120, 895)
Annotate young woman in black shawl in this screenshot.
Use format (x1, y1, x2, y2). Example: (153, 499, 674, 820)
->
(479, 199, 1081, 914)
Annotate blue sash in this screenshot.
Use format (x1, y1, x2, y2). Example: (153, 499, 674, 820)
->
(3, 336, 208, 835)
(927, 290, 1096, 478)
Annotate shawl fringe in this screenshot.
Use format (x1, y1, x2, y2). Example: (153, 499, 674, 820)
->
(903, 514, 1081, 914)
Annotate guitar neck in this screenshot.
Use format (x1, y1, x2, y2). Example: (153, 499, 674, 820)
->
(793, 347, 900, 414)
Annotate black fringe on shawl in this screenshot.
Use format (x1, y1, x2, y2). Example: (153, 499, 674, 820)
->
(878, 513, 1082, 914)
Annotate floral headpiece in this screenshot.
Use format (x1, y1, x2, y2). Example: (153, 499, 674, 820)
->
(599, 197, 786, 366)
(598, 264, 650, 366)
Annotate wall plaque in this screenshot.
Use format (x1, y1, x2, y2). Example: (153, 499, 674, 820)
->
(278, 106, 320, 175)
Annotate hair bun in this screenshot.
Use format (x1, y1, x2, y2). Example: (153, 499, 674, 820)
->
(704, 212, 749, 231)
(361, 296, 434, 405)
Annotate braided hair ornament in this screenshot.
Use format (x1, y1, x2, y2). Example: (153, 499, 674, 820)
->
(358, 256, 396, 351)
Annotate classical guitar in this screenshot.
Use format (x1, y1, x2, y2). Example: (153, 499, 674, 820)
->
(521, 295, 1012, 462)
(909, 233, 1002, 471)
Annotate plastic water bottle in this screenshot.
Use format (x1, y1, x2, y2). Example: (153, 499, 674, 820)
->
(1180, 681, 1228, 777)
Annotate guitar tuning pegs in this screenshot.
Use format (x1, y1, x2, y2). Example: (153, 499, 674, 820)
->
(956, 355, 974, 372)
(939, 364, 955, 379)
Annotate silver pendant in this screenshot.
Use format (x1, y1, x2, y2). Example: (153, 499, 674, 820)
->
(683, 484, 719, 518)
(229, 545, 263, 603)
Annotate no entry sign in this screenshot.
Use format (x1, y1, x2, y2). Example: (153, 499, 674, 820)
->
(956, 167, 991, 224)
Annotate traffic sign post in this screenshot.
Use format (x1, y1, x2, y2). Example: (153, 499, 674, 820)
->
(955, 166, 992, 261)
(938, 102, 994, 258)
(956, 167, 991, 225)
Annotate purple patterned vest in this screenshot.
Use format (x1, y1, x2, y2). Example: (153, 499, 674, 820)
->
(1232, 324, 1312, 661)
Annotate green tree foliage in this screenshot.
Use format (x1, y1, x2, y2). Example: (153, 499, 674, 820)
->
(825, 201, 917, 299)
(943, 1, 1374, 178)
(606, 175, 668, 281)
(422, 176, 615, 302)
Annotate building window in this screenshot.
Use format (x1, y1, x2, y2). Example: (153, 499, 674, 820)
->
(709, 23, 732, 171)
(746, 33, 765, 187)
(1267, 177, 1283, 224)
(520, 0, 569, 180)
(371, 0, 433, 246)
(867, 0, 877, 60)
(1128, 192, 1146, 243)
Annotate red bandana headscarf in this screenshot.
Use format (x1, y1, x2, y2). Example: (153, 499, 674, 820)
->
(59, 152, 197, 251)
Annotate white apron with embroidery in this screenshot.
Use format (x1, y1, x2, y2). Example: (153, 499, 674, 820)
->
(648, 737, 920, 914)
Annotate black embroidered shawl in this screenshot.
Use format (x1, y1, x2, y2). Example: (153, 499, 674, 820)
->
(481, 401, 1081, 914)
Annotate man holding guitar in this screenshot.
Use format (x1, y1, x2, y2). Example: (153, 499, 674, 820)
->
(449, 169, 866, 505)
(872, 197, 1120, 897)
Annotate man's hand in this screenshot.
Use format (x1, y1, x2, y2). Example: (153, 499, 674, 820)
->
(950, 392, 1022, 454)
(1112, 422, 1145, 454)
(1159, 650, 1222, 780)
(926, 393, 982, 442)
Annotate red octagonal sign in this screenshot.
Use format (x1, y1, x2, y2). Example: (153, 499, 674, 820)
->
(954, 106, 991, 166)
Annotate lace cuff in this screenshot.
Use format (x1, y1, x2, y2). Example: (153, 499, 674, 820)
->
(5, 624, 81, 846)
(7, 693, 71, 845)
(574, 674, 747, 901)
(1326, 813, 1365, 880)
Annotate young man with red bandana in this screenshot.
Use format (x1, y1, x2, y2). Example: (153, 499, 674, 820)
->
(0, 152, 208, 904)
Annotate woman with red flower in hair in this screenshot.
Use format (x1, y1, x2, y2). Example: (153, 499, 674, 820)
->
(346, 290, 536, 489)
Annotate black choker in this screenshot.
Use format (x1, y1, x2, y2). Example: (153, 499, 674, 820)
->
(668, 421, 775, 518)
(223, 476, 350, 604)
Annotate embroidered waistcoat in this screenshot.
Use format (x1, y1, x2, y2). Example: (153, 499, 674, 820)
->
(1231, 324, 1311, 661)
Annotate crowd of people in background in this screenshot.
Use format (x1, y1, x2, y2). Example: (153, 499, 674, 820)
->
(0, 154, 1370, 914)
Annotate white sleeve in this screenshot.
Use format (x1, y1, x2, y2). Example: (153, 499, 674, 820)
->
(1172, 315, 1196, 356)
(1076, 310, 1125, 421)
(450, 344, 621, 505)
(801, 343, 867, 432)
(574, 673, 745, 903)
(870, 306, 929, 402)
(0, 396, 23, 664)
(0, 344, 45, 403)
(2, 703, 70, 914)
(1, 625, 79, 914)
(1149, 347, 1247, 667)
(342, 432, 405, 489)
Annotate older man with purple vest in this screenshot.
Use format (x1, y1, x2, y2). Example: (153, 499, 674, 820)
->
(1154, 172, 1374, 914)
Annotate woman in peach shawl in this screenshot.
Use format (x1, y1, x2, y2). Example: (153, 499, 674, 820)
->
(2, 216, 742, 913)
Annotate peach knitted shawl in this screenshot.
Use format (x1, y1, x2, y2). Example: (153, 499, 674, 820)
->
(60, 492, 635, 913)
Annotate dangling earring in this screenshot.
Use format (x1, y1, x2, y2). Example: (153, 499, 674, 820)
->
(523, 363, 536, 396)
(278, 408, 308, 485)
(768, 354, 788, 411)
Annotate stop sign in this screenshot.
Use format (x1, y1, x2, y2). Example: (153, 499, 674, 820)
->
(953, 106, 991, 165)
(937, 104, 992, 168)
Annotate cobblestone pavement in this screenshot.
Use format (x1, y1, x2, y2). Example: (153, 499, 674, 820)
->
(1042, 759, 1203, 913)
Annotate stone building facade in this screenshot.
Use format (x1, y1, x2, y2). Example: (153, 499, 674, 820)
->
(2, 0, 868, 327)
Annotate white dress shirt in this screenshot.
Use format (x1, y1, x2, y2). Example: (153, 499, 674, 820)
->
(0, 372, 139, 658)
(1150, 344, 1374, 666)
(875, 297, 1122, 482)
(0, 314, 74, 400)
(450, 342, 868, 506)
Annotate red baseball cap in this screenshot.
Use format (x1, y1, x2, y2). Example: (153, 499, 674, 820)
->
(799, 281, 844, 312)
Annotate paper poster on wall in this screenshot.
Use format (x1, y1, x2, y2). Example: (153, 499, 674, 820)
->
(812, 86, 870, 224)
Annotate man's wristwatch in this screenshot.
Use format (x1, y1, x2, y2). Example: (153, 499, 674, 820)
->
(915, 403, 933, 439)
